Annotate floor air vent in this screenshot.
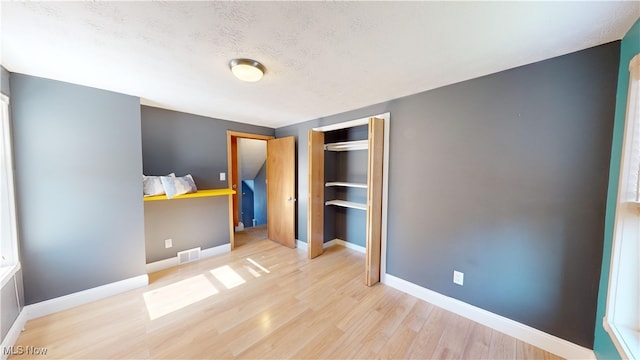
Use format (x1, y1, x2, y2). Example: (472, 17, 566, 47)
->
(177, 247, 201, 264)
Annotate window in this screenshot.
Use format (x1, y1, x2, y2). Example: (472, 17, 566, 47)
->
(606, 53, 640, 360)
(0, 93, 19, 286)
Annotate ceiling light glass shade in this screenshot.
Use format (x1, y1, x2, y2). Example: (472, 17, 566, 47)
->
(229, 58, 265, 82)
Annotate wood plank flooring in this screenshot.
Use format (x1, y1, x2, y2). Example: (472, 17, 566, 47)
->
(233, 225, 267, 248)
(11, 239, 564, 359)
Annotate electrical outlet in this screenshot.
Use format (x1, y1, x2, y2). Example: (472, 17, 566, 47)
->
(220, 172, 226, 181)
(453, 270, 464, 286)
(165, 239, 173, 248)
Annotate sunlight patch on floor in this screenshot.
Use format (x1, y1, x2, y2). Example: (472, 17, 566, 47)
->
(246, 257, 270, 274)
(210, 265, 246, 289)
(244, 265, 262, 278)
(143, 274, 219, 320)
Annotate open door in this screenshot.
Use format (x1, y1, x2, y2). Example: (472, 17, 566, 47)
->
(308, 130, 324, 258)
(267, 136, 296, 248)
(365, 117, 384, 286)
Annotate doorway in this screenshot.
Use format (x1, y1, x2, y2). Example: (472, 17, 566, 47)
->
(227, 131, 272, 249)
(227, 131, 296, 250)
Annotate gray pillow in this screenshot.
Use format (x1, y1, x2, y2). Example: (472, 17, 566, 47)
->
(143, 173, 175, 196)
(160, 174, 198, 199)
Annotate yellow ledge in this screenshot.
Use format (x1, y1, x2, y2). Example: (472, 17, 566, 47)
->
(143, 188, 236, 202)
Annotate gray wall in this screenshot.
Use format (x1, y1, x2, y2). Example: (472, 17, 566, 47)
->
(141, 106, 274, 262)
(1, 66, 10, 96)
(144, 197, 230, 263)
(275, 42, 620, 348)
(254, 162, 267, 226)
(11, 74, 146, 305)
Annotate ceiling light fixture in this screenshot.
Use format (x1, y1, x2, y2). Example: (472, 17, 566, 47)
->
(229, 58, 266, 82)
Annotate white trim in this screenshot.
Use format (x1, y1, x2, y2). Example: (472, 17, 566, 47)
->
(145, 243, 231, 273)
(0, 95, 19, 274)
(1, 310, 28, 360)
(1, 274, 148, 357)
(383, 274, 595, 360)
(312, 117, 370, 132)
(24, 274, 148, 320)
(298, 238, 367, 254)
(0, 262, 20, 288)
(326, 238, 366, 254)
(604, 318, 638, 360)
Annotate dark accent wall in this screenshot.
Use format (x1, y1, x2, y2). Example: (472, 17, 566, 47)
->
(254, 162, 267, 226)
(141, 106, 274, 262)
(10, 74, 146, 305)
(276, 42, 620, 347)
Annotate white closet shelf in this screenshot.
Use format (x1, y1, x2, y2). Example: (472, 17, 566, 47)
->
(324, 140, 368, 151)
(325, 200, 367, 210)
(325, 182, 367, 188)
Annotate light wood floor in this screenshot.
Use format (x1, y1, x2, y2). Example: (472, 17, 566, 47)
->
(234, 225, 267, 248)
(12, 239, 564, 359)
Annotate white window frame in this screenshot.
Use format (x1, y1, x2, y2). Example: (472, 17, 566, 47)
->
(605, 53, 640, 360)
(0, 93, 20, 288)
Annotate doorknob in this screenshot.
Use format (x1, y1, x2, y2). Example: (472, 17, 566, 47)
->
(232, 184, 237, 189)
(287, 197, 296, 203)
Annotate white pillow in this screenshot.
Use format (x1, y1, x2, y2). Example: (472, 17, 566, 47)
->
(160, 174, 198, 199)
(143, 173, 175, 196)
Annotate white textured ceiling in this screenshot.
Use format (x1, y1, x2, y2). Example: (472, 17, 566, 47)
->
(1, 2, 638, 128)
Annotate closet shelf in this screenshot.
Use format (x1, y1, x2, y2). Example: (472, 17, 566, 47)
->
(325, 182, 367, 189)
(325, 200, 367, 210)
(144, 188, 236, 202)
(324, 140, 368, 151)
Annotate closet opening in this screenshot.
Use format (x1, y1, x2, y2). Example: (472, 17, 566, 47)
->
(308, 113, 389, 286)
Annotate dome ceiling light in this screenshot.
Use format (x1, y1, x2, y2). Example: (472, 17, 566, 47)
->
(229, 58, 266, 82)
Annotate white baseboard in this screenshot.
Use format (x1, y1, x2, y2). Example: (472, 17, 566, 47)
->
(329, 238, 366, 253)
(382, 274, 595, 360)
(146, 243, 231, 273)
(298, 239, 366, 253)
(25, 274, 149, 320)
(1, 310, 28, 360)
(1, 273, 149, 358)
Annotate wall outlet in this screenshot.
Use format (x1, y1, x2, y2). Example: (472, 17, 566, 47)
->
(165, 239, 173, 248)
(220, 172, 226, 181)
(453, 270, 464, 286)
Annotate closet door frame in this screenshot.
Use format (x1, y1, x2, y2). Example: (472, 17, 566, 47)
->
(308, 113, 390, 286)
